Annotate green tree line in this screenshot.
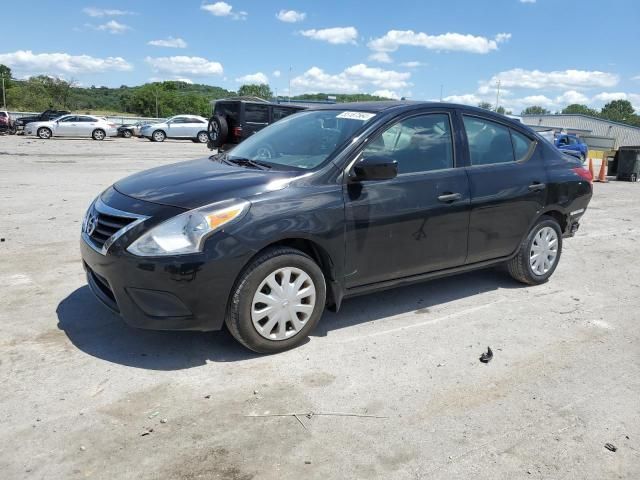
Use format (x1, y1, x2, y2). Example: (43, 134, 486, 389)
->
(521, 101, 640, 127)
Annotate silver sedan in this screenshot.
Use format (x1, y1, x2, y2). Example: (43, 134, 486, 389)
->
(25, 115, 118, 140)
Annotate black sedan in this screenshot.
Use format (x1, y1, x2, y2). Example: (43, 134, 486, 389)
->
(80, 102, 593, 353)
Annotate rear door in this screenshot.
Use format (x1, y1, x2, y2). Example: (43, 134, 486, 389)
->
(343, 110, 470, 287)
(183, 117, 207, 138)
(462, 113, 547, 264)
(75, 116, 98, 136)
(244, 104, 270, 137)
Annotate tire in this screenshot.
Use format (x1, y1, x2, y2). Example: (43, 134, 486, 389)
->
(92, 129, 106, 141)
(123, 130, 132, 138)
(37, 127, 52, 139)
(152, 130, 166, 142)
(507, 216, 563, 285)
(208, 115, 228, 148)
(196, 131, 209, 144)
(225, 247, 327, 354)
(255, 144, 276, 160)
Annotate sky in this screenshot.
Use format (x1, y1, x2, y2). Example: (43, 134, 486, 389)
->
(1, 0, 639, 113)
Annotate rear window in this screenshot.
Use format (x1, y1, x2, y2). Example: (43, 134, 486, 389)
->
(214, 103, 239, 123)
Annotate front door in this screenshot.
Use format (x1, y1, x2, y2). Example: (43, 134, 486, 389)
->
(461, 114, 548, 264)
(55, 116, 78, 136)
(343, 111, 470, 288)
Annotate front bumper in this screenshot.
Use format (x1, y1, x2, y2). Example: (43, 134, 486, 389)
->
(80, 191, 255, 331)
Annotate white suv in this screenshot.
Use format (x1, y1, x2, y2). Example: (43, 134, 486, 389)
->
(139, 115, 210, 143)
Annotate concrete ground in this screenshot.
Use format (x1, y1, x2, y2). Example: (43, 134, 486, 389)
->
(0, 134, 638, 480)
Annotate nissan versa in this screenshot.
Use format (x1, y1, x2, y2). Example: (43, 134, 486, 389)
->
(80, 102, 593, 353)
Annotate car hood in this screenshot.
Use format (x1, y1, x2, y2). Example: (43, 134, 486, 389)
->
(113, 157, 299, 209)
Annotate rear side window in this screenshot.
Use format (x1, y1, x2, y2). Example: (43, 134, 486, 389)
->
(245, 104, 269, 123)
(511, 130, 535, 162)
(273, 107, 296, 121)
(463, 116, 514, 166)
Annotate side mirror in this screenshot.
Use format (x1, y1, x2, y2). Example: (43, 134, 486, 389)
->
(352, 155, 398, 181)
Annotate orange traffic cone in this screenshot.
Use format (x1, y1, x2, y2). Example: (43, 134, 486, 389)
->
(588, 158, 594, 179)
(595, 157, 608, 183)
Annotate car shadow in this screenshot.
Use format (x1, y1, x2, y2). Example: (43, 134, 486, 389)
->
(57, 269, 523, 370)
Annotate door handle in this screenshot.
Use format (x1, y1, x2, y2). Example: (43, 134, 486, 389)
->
(528, 182, 546, 191)
(438, 192, 462, 203)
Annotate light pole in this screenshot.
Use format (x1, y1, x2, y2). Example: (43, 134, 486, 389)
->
(494, 80, 501, 112)
(1, 74, 6, 109)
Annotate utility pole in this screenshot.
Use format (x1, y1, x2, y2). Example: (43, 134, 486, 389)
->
(495, 80, 501, 112)
(288, 66, 292, 103)
(440, 84, 443, 102)
(1, 74, 6, 109)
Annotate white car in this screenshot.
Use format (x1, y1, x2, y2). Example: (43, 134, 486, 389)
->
(139, 115, 210, 143)
(25, 114, 117, 140)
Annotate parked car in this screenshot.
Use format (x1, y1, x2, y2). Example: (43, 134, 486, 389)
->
(208, 98, 306, 150)
(80, 101, 593, 353)
(14, 109, 70, 134)
(117, 121, 146, 138)
(555, 134, 588, 162)
(25, 114, 117, 140)
(0, 110, 13, 134)
(139, 115, 209, 143)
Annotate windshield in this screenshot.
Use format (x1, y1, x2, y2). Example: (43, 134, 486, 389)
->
(227, 109, 376, 170)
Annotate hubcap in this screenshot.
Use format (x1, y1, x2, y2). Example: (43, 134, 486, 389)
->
(39, 129, 50, 138)
(154, 132, 164, 141)
(198, 133, 208, 142)
(251, 267, 316, 341)
(95, 131, 104, 139)
(530, 226, 558, 275)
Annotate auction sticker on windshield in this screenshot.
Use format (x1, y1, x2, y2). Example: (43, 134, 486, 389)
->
(336, 111, 375, 121)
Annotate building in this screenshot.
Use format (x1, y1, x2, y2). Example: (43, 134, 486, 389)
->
(521, 114, 640, 150)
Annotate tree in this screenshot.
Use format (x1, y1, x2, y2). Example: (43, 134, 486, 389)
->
(478, 101, 493, 110)
(238, 84, 273, 99)
(496, 106, 506, 115)
(521, 106, 550, 115)
(562, 104, 598, 116)
(600, 100, 636, 123)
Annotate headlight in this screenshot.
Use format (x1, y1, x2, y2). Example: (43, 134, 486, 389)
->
(127, 200, 250, 257)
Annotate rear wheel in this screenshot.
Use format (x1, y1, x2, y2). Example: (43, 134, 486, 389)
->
(507, 216, 562, 285)
(225, 247, 326, 353)
(152, 130, 166, 142)
(92, 129, 106, 141)
(122, 129, 132, 138)
(37, 127, 52, 139)
(197, 131, 209, 143)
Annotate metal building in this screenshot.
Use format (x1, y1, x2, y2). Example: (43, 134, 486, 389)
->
(521, 114, 640, 150)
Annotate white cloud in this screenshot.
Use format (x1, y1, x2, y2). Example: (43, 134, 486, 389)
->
(276, 10, 306, 23)
(147, 37, 187, 48)
(633, 75, 640, 81)
(273, 70, 281, 78)
(368, 52, 393, 63)
(372, 89, 400, 99)
(299, 27, 358, 45)
(443, 93, 482, 105)
(399, 61, 425, 68)
(145, 56, 223, 76)
(150, 76, 194, 84)
(83, 7, 134, 17)
(520, 95, 555, 107)
(483, 68, 619, 90)
(236, 72, 269, 84)
(519, 0, 536, 3)
(291, 64, 411, 94)
(555, 90, 589, 105)
(368, 30, 511, 54)
(201, 2, 247, 20)
(95, 20, 131, 34)
(0, 50, 132, 75)
(592, 92, 628, 103)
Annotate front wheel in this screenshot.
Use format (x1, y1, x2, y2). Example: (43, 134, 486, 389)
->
(37, 127, 52, 139)
(122, 130, 132, 138)
(152, 130, 166, 142)
(507, 216, 563, 285)
(196, 131, 209, 143)
(225, 247, 326, 353)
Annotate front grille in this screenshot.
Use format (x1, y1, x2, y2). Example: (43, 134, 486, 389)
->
(83, 199, 148, 254)
(89, 210, 136, 249)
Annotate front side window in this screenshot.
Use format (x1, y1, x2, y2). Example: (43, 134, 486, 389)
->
(170, 117, 187, 124)
(463, 116, 514, 166)
(245, 104, 269, 123)
(225, 109, 375, 170)
(362, 113, 454, 174)
(59, 116, 77, 123)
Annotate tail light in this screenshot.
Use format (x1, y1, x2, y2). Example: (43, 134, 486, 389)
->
(232, 126, 243, 138)
(573, 166, 593, 183)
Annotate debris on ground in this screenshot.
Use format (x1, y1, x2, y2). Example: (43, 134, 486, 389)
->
(147, 411, 160, 419)
(140, 428, 154, 437)
(160, 418, 167, 424)
(479, 347, 493, 364)
(604, 443, 617, 452)
(204, 395, 211, 399)
(79, 446, 86, 452)
(437, 363, 446, 367)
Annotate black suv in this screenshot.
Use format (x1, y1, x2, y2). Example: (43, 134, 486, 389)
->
(81, 101, 592, 353)
(208, 98, 305, 151)
(15, 109, 70, 134)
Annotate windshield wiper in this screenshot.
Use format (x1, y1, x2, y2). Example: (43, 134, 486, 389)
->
(226, 156, 272, 170)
